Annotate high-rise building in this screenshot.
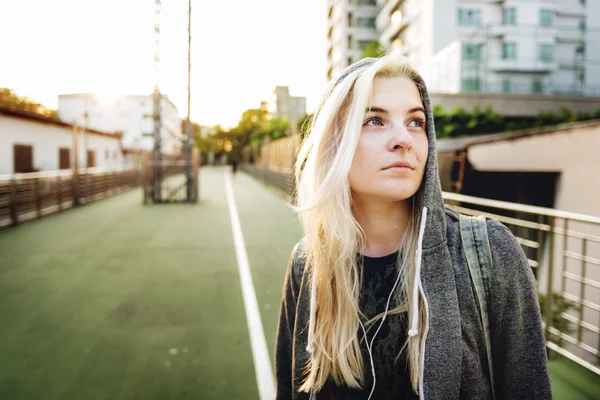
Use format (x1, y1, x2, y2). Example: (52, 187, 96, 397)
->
(272, 86, 307, 123)
(326, 0, 379, 81)
(330, 0, 600, 96)
(381, 0, 600, 96)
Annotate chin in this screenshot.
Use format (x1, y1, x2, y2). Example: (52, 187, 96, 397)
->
(358, 187, 417, 202)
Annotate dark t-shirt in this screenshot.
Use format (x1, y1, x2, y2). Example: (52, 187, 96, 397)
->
(316, 251, 419, 399)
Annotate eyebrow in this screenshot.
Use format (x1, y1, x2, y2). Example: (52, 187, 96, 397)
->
(365, 106, 426, 114)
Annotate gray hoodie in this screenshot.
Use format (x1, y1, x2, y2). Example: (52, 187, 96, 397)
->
(275, 59, 552, 399)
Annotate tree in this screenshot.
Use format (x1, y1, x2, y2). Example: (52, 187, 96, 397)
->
(0, 88, 58, 118)
(268, 117, 291, 140)
(433, 104, 600, 139)
(360, 41, 386, 60)
(234, 107, 270, 147)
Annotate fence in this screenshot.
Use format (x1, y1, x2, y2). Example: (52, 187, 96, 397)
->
(0, 166, 142, 230)
(245, 164, 600, 376)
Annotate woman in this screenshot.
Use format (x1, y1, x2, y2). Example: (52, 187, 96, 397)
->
(275, 52, 551, 399)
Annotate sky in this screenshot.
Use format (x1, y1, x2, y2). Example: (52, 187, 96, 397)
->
(0, 0, 327, 128)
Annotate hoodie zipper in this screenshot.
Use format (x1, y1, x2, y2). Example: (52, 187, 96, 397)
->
(418, 283, 430, 399)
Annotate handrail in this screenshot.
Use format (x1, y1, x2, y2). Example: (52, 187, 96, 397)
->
(443, 192, 600, 224)
(0, 165, 138, 181)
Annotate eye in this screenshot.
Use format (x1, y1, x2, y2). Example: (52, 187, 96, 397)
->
(364, 117, 383, 127)
(407, 118, 425, 128)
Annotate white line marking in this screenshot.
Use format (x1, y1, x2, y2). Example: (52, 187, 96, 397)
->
(225, 171, 276, 400)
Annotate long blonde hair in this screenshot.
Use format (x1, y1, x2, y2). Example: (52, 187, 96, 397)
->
(293, 53, 428, 394)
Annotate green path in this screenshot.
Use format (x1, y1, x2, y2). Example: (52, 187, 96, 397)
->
(0, 167, 257, 400)
(230, 171, 303, 365)
(0, 166, 598, 400)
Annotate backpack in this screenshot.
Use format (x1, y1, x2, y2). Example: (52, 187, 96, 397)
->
(458, 214, 496, 400)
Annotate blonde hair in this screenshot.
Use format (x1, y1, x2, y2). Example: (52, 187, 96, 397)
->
(293, 52, 428, 394)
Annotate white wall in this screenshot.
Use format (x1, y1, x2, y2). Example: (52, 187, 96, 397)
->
(468, 123, 600, 217)
(0, 115, 123, 174)
(58, 94, 182, 156)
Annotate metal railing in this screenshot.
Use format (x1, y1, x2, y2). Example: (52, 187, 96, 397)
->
(244, 164, 600, 375)
(0, 166, 142, 230)
(444, 192, 600, 375)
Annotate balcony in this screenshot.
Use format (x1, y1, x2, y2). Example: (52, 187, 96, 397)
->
(375, 0, 401, 32)
(488, 58, 557, 73)
(556, 27, 585, 43)
(486, 23, 558, 39)
(380, 12, 415, 43)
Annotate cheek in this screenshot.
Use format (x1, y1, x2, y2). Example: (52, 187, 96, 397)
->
(416, 135, 429, 169)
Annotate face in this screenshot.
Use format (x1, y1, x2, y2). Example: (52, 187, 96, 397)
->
(349, 77, 429, 203)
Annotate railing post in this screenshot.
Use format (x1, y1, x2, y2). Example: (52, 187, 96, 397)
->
(142, 151, 149, 204)
(35, 178, 42, 218)
(558, 219, 569, 348)
(535, 215, 545, 286)
(9, 177, 18, 227)
(57, 175, 62, 211)
(72, 123, 80, 206)
(544, 216, 556, 342)
(578, 239, 587, 345)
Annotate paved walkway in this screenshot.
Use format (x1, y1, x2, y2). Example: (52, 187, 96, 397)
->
(0, 166, 597, 399)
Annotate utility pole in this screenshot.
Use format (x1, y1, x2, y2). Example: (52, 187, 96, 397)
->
(185, 0, 195, 203)
(152, 0, 163, 203)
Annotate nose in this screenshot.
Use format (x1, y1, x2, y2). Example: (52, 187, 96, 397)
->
(388, 123, 413, 151)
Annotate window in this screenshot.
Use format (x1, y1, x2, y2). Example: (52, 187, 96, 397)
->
(348, 12, 353, 27)
(576, 44, 585, 55)
(577, 69, 585, 83)
(532, 79, 544, 93)
(502, 42, 517, 59)
(105, 149, 110, 160)
(348, 35, 353, 50)
(539, 44, 554, 62)
(87, 150, 96, 168)
(540, 9, 553, 27)
(113, 150, 118, 160)
(579, 20, 586, 31)
(13, 144, 34, 173)
(356, 17, 376, 28)
(580, 0, 585, 5)
(348, 57, 353, 66)
(502, 79, 511, 93)
(503, 8, 516, 25)
(462, 78, 482, 92)
(458, 9, 481, 26)
(462, 43, 482, 61)
(356, 0, 376, 4)
(59, 148, 71, 170)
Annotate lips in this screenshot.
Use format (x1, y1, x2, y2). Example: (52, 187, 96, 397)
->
(382, 161, 414, 170)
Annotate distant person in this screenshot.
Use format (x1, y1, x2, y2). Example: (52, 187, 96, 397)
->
(275, 52, 551, 399)
(231, 159, 238, 178)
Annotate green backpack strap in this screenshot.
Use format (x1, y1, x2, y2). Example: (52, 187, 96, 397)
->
(459, 214, 496, 400)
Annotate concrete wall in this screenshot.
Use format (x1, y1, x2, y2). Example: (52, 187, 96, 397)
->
(0, 115, 123, 174)
(467, 123, 600, 216)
